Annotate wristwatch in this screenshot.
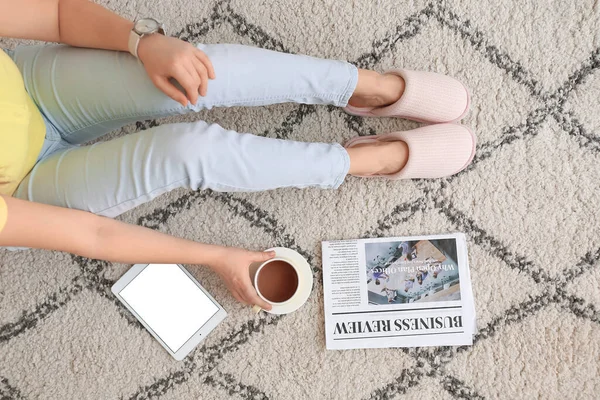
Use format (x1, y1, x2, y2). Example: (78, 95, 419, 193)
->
(128, 17, 166, 58)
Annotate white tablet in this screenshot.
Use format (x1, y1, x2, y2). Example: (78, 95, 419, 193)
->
(111, 263, 227, 360)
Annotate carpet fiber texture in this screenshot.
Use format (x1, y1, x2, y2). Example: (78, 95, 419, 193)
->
(1, 0, 600, 399)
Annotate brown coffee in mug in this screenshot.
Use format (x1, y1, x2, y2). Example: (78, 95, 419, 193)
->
(256, 260, 299, 303)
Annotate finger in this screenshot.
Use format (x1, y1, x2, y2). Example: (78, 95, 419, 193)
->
(195, 49, 216, 79)
(251, 250, 277, 263)
(153, 76, 188, 107)
(192, 57, 209, 97)
(176, 65, 200, 106)
(237, 289, 253, 306)
(243, 285, 272, 311)
(182, 61, 201, 86)
(234, 291, 247, 305)
(182, 62, 202, 104)
(194, 50, 215, 80)
(229, 285, 248, 305)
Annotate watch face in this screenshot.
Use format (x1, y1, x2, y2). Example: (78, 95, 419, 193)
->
(135, 18, 160, 34)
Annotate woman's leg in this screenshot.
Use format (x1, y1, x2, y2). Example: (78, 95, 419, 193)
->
(14, 120, 350, 217)
(13, 43, 404, 145)
(11, 43, 381, 145)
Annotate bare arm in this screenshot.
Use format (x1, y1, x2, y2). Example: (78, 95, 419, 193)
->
(0, 0, 215, 105)
(0, 0, 132, 51)
(0, 196, 274, 310)
(0, 195, 220, 263)
(0, 0, 60, 41)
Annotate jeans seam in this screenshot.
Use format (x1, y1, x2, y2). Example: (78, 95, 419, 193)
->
(202, 93, 344, 109)
(94, 177, 190, 215)
(209, 92, 344, 104)
(331, 144, 350, 188)
(339, 63, 359, 106)
(211, 180, 337, 191)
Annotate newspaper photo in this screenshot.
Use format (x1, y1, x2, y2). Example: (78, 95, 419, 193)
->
(322, 233, 476, 350)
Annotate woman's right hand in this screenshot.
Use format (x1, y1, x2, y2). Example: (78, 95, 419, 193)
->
(137, 34, 216, 107)
(208, 247, 276, 311)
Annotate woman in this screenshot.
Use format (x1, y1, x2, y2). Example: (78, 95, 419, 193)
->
(0, 0, 475, 311)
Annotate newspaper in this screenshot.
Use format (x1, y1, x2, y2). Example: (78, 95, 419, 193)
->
(322, 233, 476, 350)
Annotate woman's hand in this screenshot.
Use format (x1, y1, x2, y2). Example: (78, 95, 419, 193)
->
(137, 34, 216, 107)
(208, 248, 276, 311)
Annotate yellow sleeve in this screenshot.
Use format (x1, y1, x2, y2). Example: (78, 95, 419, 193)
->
(0, 196, 7, 234)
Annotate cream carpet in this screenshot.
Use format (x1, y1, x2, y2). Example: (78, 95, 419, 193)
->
(1, 0, 600, 399)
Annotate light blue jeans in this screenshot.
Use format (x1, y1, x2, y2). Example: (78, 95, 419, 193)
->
(9, 44, 357, 218)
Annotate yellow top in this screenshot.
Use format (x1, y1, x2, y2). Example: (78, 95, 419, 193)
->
(0, 196, 6, 234)
(0, 50, 46, 233)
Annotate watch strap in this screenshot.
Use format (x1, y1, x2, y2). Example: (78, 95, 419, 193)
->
(128, 29, 142, 58)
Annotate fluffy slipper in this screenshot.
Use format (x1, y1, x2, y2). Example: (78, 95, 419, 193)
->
(345, 123, 476, 179)
(344, 69, 470, 123)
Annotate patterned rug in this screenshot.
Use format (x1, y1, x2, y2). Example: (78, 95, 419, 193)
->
(1, 0, 599, 399)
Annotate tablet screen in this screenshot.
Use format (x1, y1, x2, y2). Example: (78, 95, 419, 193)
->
(119, 264, 219, 352)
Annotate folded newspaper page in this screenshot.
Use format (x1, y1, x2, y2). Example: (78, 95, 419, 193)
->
(322, 233, 476, 350)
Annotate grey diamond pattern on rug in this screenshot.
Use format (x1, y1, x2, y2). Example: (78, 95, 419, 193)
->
(1, 0, 599, 399)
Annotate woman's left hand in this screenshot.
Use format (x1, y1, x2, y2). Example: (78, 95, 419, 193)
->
(137, 34, 216, 107)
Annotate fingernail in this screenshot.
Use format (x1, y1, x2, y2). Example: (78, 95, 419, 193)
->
(252, 305, 262, 314)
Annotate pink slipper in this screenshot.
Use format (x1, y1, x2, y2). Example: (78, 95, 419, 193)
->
(345, 124, 476, 179)
(344, 69, 470, 123)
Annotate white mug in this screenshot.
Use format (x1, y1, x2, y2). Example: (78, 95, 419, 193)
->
(253, 257, 300, 307)
(250, 247, 313, 315)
